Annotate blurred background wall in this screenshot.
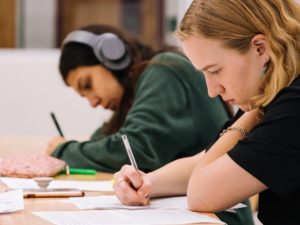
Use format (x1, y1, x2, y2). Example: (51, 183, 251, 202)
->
(0, 0, 192, 137)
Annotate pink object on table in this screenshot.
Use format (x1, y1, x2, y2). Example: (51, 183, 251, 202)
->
(0, 153, 66, 178)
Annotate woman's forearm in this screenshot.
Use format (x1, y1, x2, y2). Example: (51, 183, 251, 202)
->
(149, 109, 262, 198)
(187, 109, 263, 210)
(149, 151, 204, 198)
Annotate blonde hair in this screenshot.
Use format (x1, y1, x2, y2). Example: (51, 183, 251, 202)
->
(177, 0, 300, 107)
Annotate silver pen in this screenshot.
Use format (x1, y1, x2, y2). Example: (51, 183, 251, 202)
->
(121, 134, 149, 205)
(121, 134, 139, 172)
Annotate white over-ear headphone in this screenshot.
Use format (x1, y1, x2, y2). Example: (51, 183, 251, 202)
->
(62, 30, 132, 70)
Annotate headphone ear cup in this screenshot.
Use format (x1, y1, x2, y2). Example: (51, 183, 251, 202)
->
(100, 38, 126, 61)
(93, 34, 131, 71)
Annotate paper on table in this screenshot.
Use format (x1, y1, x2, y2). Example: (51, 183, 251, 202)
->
(0, 189, 24, 213)
(66, 195, 149, 209)
(66, 196, 187, 210)
(1, 177, 113, 191)
(66, 195, 245, 213)
(33, 209, 225, 225)
(149, 197, 246, 213)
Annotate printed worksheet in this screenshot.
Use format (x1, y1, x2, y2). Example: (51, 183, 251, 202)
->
(66, 195, 245, 212)
(66, 195, 187, 210)
(33, 209, 225, 225)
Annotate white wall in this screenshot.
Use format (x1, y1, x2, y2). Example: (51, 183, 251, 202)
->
(164, 0, 192, 47)
(177, 0, 193, 26)
(17, 0, 57, 48)
(0, 49, 112, 137)
(164, 0, 180, 45)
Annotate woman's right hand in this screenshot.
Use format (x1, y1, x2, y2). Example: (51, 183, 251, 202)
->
(46, 136, 66, 155)
(113, 165, 152, 206)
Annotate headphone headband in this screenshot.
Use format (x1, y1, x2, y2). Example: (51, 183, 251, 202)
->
(62, 30, 131, 70)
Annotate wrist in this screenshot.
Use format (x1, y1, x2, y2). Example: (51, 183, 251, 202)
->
(220, 126, 248, 137)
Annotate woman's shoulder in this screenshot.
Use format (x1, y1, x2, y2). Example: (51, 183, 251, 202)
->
(134, 53, 191, 91)
(269, 76, 300, 102)
(137, 51, 204, 90)
(143, 51, 196, 77)
(151, 51, 190, 65)
(265, 75, 300, 113)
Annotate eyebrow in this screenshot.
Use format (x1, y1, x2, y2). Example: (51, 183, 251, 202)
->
(200, 64, 217, 72)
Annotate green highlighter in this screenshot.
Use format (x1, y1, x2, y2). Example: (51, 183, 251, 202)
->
(68, 168, 97, 175)
(61, 165, 97, 175)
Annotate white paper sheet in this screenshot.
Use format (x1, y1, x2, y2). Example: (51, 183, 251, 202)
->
(66, 195, 245, 213)
(1, 177, 113, 191)
(0, 189, 24, 213)
(66, 195, 187, 210)
(66, 195, 148, 209)
(33, 209, 225, 225)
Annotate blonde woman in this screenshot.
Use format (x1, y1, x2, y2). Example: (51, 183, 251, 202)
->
(113, 1, 300, 224)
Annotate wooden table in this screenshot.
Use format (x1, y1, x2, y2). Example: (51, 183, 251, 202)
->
(0, 173, 221, 225)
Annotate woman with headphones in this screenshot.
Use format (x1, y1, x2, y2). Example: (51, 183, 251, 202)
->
(46, 24, 230, 173)
(46, 24, 232, 174)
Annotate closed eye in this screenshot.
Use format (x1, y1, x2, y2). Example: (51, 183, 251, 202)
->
(207, 69, 221, 75)
(79, 77, 92, 91)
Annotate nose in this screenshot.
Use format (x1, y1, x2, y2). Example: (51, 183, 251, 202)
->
(87, 95, 101, 108)
(205, 76, 224, 98)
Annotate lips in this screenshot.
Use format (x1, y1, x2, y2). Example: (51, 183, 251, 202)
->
(106, 100, 116, 111)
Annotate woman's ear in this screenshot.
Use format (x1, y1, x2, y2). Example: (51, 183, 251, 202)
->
(251, 34, 268, 57)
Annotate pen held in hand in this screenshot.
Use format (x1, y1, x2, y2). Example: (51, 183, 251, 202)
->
(121, 134, 150, 205)
(121, 134, 139, 172)
(50, 112, 65, 138)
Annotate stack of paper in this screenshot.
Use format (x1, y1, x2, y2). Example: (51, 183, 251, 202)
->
(0, 189, 24, 214)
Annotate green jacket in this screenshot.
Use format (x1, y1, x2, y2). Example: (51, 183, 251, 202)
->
(52, 52, 228, 172)
(53, 53, 228, 173)
(52, 52, 254, 225)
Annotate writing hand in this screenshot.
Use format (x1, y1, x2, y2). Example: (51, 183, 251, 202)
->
(113, 165, 151, 206)
(46, 136, 66, 155)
